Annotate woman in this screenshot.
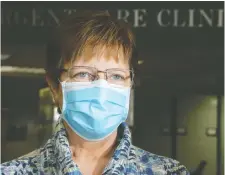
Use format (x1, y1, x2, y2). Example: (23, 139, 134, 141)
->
(1, 11, 189, 175)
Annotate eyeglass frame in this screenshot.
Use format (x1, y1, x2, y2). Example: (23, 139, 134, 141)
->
(58, 66, 135, 87)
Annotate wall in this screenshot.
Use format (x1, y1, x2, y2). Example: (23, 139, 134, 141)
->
(133, 89, 172, 158)
(1, 119, 40, 162)
(133, 93, 224, 175)
(221, 97, 224, 175)
(177, 96, 220, 175)
(1, 76, 44, 162)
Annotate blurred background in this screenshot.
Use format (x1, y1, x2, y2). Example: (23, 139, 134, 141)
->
(1, 2, 224, 175)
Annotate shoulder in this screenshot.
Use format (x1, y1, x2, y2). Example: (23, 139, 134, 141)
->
(129, 145, 189, 175)
(1, 149, 42, 175)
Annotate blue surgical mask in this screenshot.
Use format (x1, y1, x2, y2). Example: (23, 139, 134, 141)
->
(61, 79, 130, 141)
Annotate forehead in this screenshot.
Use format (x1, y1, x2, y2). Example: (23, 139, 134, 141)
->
(66, 44, 130, 69)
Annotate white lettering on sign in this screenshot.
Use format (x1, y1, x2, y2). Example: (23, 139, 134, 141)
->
(198, 9, 213, 27)
(217, 9, 224, 27)
(133, 9, 147, 27)
(32, 8, 45, 26)
(188, 9, 195, 27)
(174, 9, 186, 27)
(157, 9, 223, 28)
(64, 9, 76, 15)
(157, 9, 171, 27)
(48, 9, 59, 25)
(1, 8, 224, 28)
(117, 9, 130, 22)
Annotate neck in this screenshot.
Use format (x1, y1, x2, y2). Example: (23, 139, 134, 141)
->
(64, 121, 118, 160)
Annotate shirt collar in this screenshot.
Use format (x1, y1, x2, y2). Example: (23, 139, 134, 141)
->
(51, 116, 134, 173)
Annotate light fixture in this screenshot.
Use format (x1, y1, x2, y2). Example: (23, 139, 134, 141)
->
(1, 54, 11, 60)
(1, 66, 45, 74)
(138, 60, 144, 65)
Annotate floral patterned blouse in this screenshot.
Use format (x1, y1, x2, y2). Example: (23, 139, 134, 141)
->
(1, 117, 189, 175)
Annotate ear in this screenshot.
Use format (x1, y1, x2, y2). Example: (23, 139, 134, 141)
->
(45, 75, 60, 106)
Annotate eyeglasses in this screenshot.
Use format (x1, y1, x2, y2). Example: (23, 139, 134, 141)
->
(60, 66, 134, 87)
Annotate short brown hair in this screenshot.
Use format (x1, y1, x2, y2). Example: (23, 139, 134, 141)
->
(46, 10, 137, 88)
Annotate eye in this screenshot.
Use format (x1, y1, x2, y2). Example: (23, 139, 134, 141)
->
(110, 74, 125, 81)
(77, 72, 89, 78)
(73, 72, 92, 79)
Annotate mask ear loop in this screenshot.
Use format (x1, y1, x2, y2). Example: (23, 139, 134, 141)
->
(128, 68, 135, 89)
(56, 56, 72, 114)
(57, 78, 67, 115)
(58, 78, 68, 88)
(57, 68, 70, 114)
